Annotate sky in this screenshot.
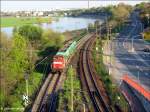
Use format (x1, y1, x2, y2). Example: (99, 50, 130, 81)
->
(1, 0, 149, 12)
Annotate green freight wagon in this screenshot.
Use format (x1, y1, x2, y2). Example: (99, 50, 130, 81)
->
(56, 41, 77, 61)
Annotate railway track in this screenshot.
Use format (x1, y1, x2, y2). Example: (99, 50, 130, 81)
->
(31, 34, 94, 112)
(79, 36, 111, 112)
(39, 73, 60, 112)
(31, 73, 61, 112)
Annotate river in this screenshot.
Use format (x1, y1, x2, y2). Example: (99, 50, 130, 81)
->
(1, 17, 103, 37)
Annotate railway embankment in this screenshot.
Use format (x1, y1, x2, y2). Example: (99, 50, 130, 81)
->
(91, 37, 130, 111)
(56, 34, 94, 111)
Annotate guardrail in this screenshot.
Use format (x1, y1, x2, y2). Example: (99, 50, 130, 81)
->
(122, 75, 150, 101)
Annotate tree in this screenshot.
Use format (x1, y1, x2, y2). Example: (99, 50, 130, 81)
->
(88, 23, 94, 32)
(0, 32, 12, 109)
(111, 4, 130, 22)
(17, 25, 43, 42)
(37, 17, 42, 25)
(42, 29, 65, 48)
(0, 33, 30, 108)
(9, 33, 29, 84)
(94, 20, 100, 28)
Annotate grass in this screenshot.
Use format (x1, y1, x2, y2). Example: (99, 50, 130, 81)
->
(1, 72, 43, 111)
(1, 17, 52, 27)
(92, 37, 129, 111)
(57, 66, 83, 112)
(143, 31, 150, 42)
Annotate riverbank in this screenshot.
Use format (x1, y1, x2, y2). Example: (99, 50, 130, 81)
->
(67, 14, 107, 20)
(1, 17, 52, 27)
(1, 17, 98, 36)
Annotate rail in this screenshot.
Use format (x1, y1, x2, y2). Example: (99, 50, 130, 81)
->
(79, 36, 111, 112)
(31, 33, 94, 112)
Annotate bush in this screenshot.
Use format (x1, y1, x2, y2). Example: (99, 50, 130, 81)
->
(42, 29, 65, 48)
(17, 25, 43, 41)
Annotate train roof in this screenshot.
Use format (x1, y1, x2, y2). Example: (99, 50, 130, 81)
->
(56, 41, 77, 56)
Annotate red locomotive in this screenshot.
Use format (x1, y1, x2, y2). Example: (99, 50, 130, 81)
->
(51, 55, 65, 73)
(51, 41, 77, 73)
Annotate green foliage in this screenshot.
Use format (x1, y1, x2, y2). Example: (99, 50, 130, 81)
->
(0, 33, 29, 94)
(8, 95, 23, 107)
(105, 3, 133, 34)
(136, 2, 148, 9)
(138, 2, 150, 28)
(9, 34, 29, 76)
(143, 30, 150, 40)
(17, 25, 43, 41)
(42, 29, 65, 48)
(92, 38, 129, 111)
(28, 72, 42, 95)
(0, 90, 5, 109)
(0, 32, 40, 109)
(1, 17, 51, 27)
(1, 25, 66, 109)
(88, 23, 95, 32)
(58, 66, 82, 111)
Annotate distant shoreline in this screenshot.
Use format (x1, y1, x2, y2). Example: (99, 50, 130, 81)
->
(1, 17, 52, 27)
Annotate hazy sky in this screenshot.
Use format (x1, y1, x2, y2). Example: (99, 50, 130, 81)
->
(1, 0, 148, 12)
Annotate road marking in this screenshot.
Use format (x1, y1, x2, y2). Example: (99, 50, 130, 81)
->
(145, 73, 148, 76)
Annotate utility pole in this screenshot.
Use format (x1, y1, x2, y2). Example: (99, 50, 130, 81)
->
(138, 70, 140, 81)
(107, 24, 112, 75)
(131, 38, 134, 52)
(96, 24, 98, 38)
(71, 65, 74, 112)
(105, 15, 112, 74)
(87, 0, 89, 33)
(107, 25, 112, 40)
(88, 0, 89, 9)
(106, 17, 109, 64)
(109, 25, 112, 67)
(107, 24, 109, 40)
(99, 22, 101, 39)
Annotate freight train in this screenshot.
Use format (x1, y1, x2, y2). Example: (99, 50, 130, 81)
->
(51, 41, 77, 73)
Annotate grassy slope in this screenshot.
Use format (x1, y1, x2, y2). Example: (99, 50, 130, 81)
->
(92, 38, 129, 111)
(1, 17, 51, 27)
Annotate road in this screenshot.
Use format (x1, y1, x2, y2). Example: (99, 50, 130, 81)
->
(109, 10, 150, 90)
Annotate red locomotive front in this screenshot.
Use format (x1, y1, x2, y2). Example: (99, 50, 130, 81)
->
(51, 55, 65, 72)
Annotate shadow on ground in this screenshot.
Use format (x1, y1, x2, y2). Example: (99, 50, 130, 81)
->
(35, 46, 59, 74)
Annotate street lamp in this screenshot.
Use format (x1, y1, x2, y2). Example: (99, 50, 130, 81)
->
(136, 66, 140, 82)
(130, 35, 141, 52)
(139, 22, 143, 32)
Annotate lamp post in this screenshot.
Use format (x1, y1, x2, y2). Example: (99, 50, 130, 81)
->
(139, 22, 143, 32)
(88, 0, 89, 9)
(136, 66, 140, 82)
(131, 35, 141, 52)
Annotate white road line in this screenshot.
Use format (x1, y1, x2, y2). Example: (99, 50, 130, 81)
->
(115, 57, 150, 62)
(145, 73, 149, 76)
